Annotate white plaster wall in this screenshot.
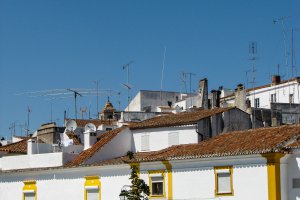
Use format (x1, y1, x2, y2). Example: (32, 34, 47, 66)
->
(0, 180, 23, 200)
(133, 126, 198, 152)
(1, 152, 77, 171)
(287, 152, 300, 200)
(86, 128, 132, 164)
(37, 177, 84, 200)
(249, 81, 300, 109)
(125, 91, 141, 111)
(171, 156, 268, 200)
(0, 155, 270, 200)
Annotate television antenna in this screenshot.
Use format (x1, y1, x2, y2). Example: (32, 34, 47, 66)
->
(249, 41, 258, 128)
(80, 107, 88, 119)
(16, 88, 116, 119)
(122, 60, 134, 111)
(273, 16, 290, 76)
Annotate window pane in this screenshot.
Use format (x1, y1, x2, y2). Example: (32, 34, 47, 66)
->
(152, 182, 163, 195)
(87, 189, 99, 200)
(24, 193, 35, 200)
(218, 173, 231, 193)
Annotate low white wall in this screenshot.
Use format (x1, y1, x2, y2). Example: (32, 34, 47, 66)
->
(62, 145, 83, 154)
(0, 152, 77, 171)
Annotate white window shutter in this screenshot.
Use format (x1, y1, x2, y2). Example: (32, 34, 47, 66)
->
(141, 135, 150, 151)
(168, 132, 179, 147)
(87, 189, 99, 200)
(24, 193, 35, 200)
(218, 173, 231, 193)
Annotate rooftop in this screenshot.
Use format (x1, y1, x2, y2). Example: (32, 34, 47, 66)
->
(129, 107, 235, 130)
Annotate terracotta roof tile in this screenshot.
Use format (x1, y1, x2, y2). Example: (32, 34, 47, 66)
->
(66, 131, 81, 145)
(89, 125, 300, 166)
(0, 138, 29, 154)
(286, 140, 300, 149)
(129, 107, 235, 130)
(64, 126, 127, 167)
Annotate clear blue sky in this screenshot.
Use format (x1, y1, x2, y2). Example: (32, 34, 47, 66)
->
(0, 0, 299, 138)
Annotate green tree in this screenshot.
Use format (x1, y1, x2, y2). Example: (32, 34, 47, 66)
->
(120, 152, 150, 200)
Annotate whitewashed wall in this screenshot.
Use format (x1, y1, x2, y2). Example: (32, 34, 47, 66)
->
(0, 155, 273, 200)
(248, 81, 300, 109)
(286, 151, 300, 200)
(0, 152, 77, 170)
(133, 126, 198, 152)
(86, 128, 132, 164)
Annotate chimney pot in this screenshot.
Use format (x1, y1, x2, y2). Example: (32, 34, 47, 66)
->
(272, 75, 281, 85)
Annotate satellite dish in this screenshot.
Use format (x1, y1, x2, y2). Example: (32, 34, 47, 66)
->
(66, 120, 77, 131)
(84, 123, 96, 132)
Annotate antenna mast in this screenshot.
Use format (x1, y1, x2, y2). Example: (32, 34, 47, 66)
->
(249, 41, 257, 128)
(160, 47, 167, 105)
(27, 107, 31, 136)
(66, 89, 82, 119)
(122, 60, 134, 111)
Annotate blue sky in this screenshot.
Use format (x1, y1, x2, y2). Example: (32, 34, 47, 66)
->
(0, 0, 299, 138)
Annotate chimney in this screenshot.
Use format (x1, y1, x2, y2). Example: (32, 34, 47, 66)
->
(198, 78, 208, 109)
(272, 75, 281, 85)
(211, 90, 221, 108)
(235, 84, 246, 111)
(27, 139, 35, 155)
(84, 130, 97, 150)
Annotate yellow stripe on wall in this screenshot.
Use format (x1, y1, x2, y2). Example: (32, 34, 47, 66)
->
(262, 153, 285, 200)
(162, 161, 173, 200)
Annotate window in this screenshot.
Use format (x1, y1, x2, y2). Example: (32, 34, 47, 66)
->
(290, 94, 294, 103)
(149, 171, 165, 198)
(23, 180, 37, 200)
(141, 134, 150, 151)
(106, 128, 112, 131)
(293, 178, 300, 188)
(168, 132, 179, 147)
(84, 176, 101, 200)
(271, 94, 276, 103)
(215, 166, 233, 196)
(254, 98, 260, 108)
(24, 193, 35, 200)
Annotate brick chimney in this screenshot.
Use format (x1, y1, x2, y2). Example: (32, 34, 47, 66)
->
(272, 75, 281, 85)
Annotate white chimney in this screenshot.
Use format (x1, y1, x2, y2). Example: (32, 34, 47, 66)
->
(27, 139, 35, 155)
(84, 131, 97, 150)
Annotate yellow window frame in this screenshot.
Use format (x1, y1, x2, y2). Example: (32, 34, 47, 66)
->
(23, 180, 37, 200)
(148, 170, 166, 199)
(214, 166, 234, 196)
(84, 176, 101, 200)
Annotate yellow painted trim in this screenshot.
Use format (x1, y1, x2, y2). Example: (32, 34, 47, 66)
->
(214, 166, 234, 196)
(262, 153, 285, 200)
(162, 161, 173, 200)
(23, 180, 37, 200)
(129, 163, 140, 177)
(84, 176, 101, 200)
(148, 170, 166, 199)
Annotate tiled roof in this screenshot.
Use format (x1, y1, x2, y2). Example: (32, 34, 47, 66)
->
(66, 119, 116, 128)
(66, 131, 81, 145)
(286, 140, 300, 149)
(64, 126, 127, 167)
(0, 138, 29, 154)
(129, 107, 235, 130)
(88, 125, 300, 166)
